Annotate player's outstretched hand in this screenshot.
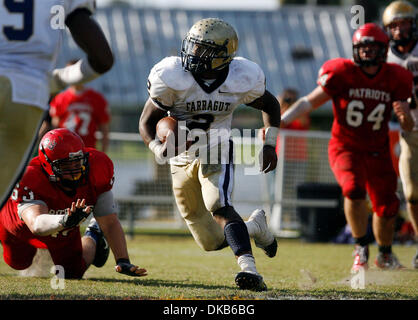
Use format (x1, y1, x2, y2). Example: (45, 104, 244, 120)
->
(60, 199, 92, 228)
(115, 258, 148, 277)
(259, 145, 278, 173)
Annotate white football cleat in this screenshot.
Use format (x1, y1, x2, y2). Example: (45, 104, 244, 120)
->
(248, 209, 277, 258)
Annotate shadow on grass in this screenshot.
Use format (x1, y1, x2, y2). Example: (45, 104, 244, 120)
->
(87, 277, 235, 291)
(265, 287, 417, 300)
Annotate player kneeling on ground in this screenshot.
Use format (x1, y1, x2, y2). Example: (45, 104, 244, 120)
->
(0, 129, 146, 279)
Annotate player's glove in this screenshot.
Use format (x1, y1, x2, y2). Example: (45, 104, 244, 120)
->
(259, 145, 278, 173)
(115, 258, 148, 277)
(59, 206, 90, 228)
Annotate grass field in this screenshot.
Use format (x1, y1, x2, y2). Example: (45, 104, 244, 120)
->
(0, 230, 417, 301)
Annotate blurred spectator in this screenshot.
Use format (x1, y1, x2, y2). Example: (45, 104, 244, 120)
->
(49, 60, 111, 153)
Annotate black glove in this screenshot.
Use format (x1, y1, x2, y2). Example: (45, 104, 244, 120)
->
(59, 206, 90, 228)
(259, 145, 278, 173)
(116, 258, 147, 277)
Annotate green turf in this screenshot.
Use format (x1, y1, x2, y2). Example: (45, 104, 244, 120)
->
(0, 234, 417, 300)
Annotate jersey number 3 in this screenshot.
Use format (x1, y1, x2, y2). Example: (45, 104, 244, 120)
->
(346, 100, 386, 131)
(2, 0, 34, 41)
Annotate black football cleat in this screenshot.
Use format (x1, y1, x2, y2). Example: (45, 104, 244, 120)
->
(235, 272, 267, 292)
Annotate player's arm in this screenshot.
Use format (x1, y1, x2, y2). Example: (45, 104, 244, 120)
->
(393, 100, 414, 132)
(281, 86, 331, 127)
(20, 199, 91, 236)
(246, 90, 281, 173)
(139, 98, 169, 161)
(247, 89, 281, 127)
(93, 191, 147, 277)
(50, 9, 113, 92)
(98, 123, 110, 153)
(139, 98, 167, 146)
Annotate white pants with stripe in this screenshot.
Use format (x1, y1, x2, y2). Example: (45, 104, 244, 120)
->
(170, 142, 234, 251)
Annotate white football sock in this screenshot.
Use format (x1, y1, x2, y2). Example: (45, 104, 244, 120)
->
(237, 254, 258, 274)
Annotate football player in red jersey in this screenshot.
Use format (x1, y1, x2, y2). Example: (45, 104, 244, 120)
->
(0, 129, 147, 279)
(281, 23, 414, 272)
(50, 60, 111, 153)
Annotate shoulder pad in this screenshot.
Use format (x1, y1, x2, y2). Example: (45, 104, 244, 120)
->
(222, 57, 265, 93)
(319, 58, 352, 75)
(150, 57, 194, 91)
(86, 148, 115, 192)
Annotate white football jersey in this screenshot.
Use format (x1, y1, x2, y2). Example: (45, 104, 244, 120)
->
(147, 56, 266, 164)
(387, 44, 418, 131)
(0, 0, 95, 110)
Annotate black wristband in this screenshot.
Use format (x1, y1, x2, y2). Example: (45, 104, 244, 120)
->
(116, 258, 130, 265)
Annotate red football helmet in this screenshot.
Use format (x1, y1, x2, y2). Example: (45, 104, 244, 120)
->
(39, 128, 89, 189)
(352, 23, 389, 67)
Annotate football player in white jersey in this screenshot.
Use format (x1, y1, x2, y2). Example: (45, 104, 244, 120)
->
(383, 0, 418, 268)
(0, 0, 113, 210)
(139, 18, 281, 291)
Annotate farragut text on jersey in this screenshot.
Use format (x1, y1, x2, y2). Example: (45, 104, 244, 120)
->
(186, 100, 231, 112)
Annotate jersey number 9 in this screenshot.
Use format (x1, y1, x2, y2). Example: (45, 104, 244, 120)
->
(2, 0, 34, 41)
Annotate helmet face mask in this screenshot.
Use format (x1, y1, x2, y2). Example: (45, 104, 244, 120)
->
(39, 129, 89, 190)
(353, 41, 388, 67)
(181, 18, 238, 75)
(387, 18, 416, 46)
(383, 0, 417, 46)
(352, 23, 389, 67)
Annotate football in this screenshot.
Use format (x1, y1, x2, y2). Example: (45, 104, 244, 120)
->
(156, 116, 178, 143)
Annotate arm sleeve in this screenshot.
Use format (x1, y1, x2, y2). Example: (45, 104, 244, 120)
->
(93, 190, 118, 217)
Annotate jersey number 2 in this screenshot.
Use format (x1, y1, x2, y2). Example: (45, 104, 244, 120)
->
(3, 0, 34, 41)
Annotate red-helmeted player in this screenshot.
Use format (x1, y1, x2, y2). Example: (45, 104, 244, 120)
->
(281, 23, 414, 272)
(0, 128, 146, 279)
(50, 61, 111, 153)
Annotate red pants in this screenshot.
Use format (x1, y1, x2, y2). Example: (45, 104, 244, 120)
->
(328, 140, 399, 218)
(0, 220, 87, 279)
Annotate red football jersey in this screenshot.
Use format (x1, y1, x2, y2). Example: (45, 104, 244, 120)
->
(0, 148, 115, 244)
(50, 88, 110, 148)
(317, 58, 413, 152)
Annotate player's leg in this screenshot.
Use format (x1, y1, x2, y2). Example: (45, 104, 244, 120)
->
(0, 223, 37, 271)
(0, 76, 45, 209)
(83, 217, 110, 268)
(328, 143, 370, 272)
(198, 160, 266, 291)
(399, 131, 418, 268)
(46, 229, 88, 279)
(366, 151, 404, 269)
(170, 161, 226, 251)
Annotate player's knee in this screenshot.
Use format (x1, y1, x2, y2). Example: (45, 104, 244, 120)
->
(343, 184, 366, 200)
(374, 199, 400, 218)
(200, 238, 226, 252)
(403, 189, 418, 204)
(212, 205, 242, 223)
(3, 254, 33, 270)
